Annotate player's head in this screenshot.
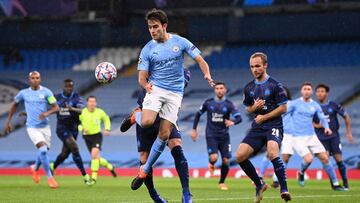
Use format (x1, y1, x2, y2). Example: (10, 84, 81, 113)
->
(86, 96, 97, 110)
(28, 71, 41, 88)
(301, 82, 313, 100)
(214, 81, 227, 99)
(146, 8, 168, 41)
(315, 83, 330, 102)
(63, 78, 74, 95)
(249, 52, 268, 80)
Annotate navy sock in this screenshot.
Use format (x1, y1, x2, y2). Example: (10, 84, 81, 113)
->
(336, 161, 348, 186)
(219, 163, 229, 184)
(72, 152, 87, 176)
(171, 146, 190, 194)
(144, 167, 159, 199)
(271, 157, 288, 192)
(239, 159, 262, 188)
(300, 160, 311, 174)
(53, 153, 68, 169)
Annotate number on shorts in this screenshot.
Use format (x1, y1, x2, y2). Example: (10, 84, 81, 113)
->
(272, 128, 279, 137)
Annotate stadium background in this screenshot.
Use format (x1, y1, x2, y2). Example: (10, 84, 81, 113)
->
(0, 0, 359, 180)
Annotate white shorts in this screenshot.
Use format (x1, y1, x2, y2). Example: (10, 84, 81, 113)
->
(26, 125, 51, 148)
(142, 85, 183, 127)
(293, 134, 326, 157)
(281, 133, 295, 155)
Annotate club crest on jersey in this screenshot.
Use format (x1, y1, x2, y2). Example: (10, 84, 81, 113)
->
(265, 88, 271, 96)
(222, 106, 228, 112)
(328, 108, 333, 113)
(39, 94, 45, 99)
(172, 46, 180, 52)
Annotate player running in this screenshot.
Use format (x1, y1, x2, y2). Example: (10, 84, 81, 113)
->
(120, 69, 192, 203)
(235, 52, 291, 202)
(127, 9, 214, 202)
(78, 96, 117, 183)
(288, 82, 344, 190)
(314, 84, 353, 190)
(191, 81, 242, 190)
(5, 71, 60, 189)
(50, 79, 94, 185)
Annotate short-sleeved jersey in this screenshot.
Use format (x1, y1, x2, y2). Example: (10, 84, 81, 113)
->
(198, 98, 241, 137)
(243, 76, 287, 130)
(55, 92, 84, 131)
(288, 97, 329, 137)
(282, 101, 294, 135)
(315, 101, 347, 140)
(14, 86, 56, 128)
(78, 108, 111, 135)
(137, 34, 200, 93)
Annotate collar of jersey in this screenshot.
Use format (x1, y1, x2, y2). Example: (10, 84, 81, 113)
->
(254, 75, 270, 85)
(28, 85, 43, 91)
(152, 33, 173, 44)
(214, 96, 226, 103)
(61, 92, 74, 99)
(300, 97, 313, 103)
(320, 100, 330, 106)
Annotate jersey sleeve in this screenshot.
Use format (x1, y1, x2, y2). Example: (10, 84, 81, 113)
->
(14, 90, 24, 103)
(45, 88, 57, 104)
(286, 100, 295, 113)
(181, 37, 201, 59)
(229, 102, 242, 124)
(100, 109, 111, 131)
(335, 103, 347, 118)
(274, 82, 288, 106)
(315, 103, 329, 129)
(137, 46, 150, 71)
(193, 101, 207, 129)
(76, 96, 85, 108)
(242, 87, 253, 107)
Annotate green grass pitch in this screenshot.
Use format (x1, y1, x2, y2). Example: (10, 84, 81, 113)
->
(0, 176, 359, 203)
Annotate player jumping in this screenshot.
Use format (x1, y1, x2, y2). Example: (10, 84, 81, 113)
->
(314, 84, 353, 190)
(191, 81, 242, 190)
(235, 52, 291, 202)
(5, 71, 60, 189)
(50, 79, 94, 185)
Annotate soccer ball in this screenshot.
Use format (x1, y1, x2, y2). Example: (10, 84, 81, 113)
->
(95, 62, 117, 83)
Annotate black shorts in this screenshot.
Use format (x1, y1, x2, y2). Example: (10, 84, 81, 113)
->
(206, 135, 232, 158)
(320, 136, 342, 155)
(56, 128, 78, 142)
(136, 124, 182, 152)
(83, 133, 103, 151)
(242, 127, 283, 154)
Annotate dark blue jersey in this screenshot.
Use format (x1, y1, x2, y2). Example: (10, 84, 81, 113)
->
(55, 92, 84, 131)
(243, 76, 287, 130)
(314, 101, 347, 140)
(193, 97, 242, 137)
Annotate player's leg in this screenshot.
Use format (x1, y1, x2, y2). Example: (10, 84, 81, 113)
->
(51, 142, 71, 173)
(259, 155, 271, 180)
(218, 136, 231, 190)
(331, 137, 348, 189)
(316, 152, 344, 190)
(120, 107, 141, 132)
(206, 137, 218, 174)
(90, 147, 101, 181)
(293, 136, 313, 187)
(168, 137, 192, 202)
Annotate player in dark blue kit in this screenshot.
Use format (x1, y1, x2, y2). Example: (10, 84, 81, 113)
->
(314, 84, 353, 190)
(120, 69, 192, 203)
(50, 79, 94, 185)
(236, 52, 290, 202)
(191, 81, 242, 190)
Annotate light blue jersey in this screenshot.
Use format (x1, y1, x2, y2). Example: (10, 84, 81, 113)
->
(282, 101, 294, 135)
(288, 97, 329, 137)
(14, 86, 57, 128)
(138, 34, 201, 93)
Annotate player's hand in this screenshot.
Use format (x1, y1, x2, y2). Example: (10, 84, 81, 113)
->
(66, 104, 73, 111)
(145, 82, 153, 94)
(204, 74, 215, 87)
(38, 112, 49, 120)
(253, 98, 265, 111)
(191, 129, 198, 142)
(5, 122, 12, 134)
(104, 130, 110, 136)
(324, 128, 332, 135)
(254, 114, 266, 124)
(313, 122, 322, 128)
(224, 119, 235, 127)
(347, 132, 354, 144)
(83, 128, 88, 135)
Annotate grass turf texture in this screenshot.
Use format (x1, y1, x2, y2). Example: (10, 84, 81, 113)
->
(0, 176, 359, 203)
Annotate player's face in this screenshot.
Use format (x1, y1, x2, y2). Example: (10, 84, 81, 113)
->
(147, 19, 167, 41)
(301, 85, 313, 99)
(63, 82, 74, 95)
(316, 87, 328, 102)
(250, 57, 267, 80)
(87, 98, 97, 110)
(214, 84, 227, 99)
(28, 73, 41, 88)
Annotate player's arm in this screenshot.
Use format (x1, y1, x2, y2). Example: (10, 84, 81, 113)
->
(101, 110, 111, 136)
(315, 105, 332, 135)
(68, 96, 85, 113)
(191, 102, 207, 141)
(39, 95, 59, 120)
(338, 103, 353, 143)
(5, 102, 19, 133)
(225, 103, 242, 127)
(194, 56, 214, 87)
(255, 104, 287, 124)
(312, 114, 323, 128)
(138, 70, 152, 93)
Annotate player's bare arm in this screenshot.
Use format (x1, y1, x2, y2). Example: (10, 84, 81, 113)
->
(194, 55, 214, 87)
(39, 103, 60, 120)
(255, 103, 287, 124)
(138, 70, 152, 93)
(5, 102, 19, 133)
(344, 114, 353, 143)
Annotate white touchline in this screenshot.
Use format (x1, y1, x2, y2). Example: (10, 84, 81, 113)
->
(114, 194, 360, 203)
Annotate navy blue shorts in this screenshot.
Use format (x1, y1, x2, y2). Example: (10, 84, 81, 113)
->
(320, 136, 342, 155)
(206, 135, 232, 158)
(136, 124, 182, 152)
(56, 128, 78, 142)
(242, 127, 283, 154)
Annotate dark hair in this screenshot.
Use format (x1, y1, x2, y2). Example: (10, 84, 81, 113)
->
(315, 84, 330, 93)
(146, 8, 168, 25)
(301, 81, 313, 88)
(87, 95, 96, 101)
(283, 86, 292, 100)
(64, 78, 73, 84)
(250, 52, 268, 65)
(214, 81, 226, 88)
